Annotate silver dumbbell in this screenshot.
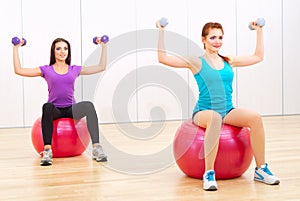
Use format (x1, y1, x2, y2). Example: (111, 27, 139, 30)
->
(248, 18, 265, 30)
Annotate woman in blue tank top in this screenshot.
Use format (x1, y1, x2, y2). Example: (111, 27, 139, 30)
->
(156, 20, 279, 190)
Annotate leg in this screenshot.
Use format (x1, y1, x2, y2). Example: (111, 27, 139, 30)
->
(193, 110, 223, 171)
(223, 108, 280, 185)
(40, 103, 62, 166)
(71, 101, 107, 162)
(223, 108, 265, 167)
(41, 103, 62, 150)
(71, 101, 100, 145)
(193, 110, 222, 191)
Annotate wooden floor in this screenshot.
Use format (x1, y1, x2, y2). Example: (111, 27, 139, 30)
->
(0, 115, 299, 201)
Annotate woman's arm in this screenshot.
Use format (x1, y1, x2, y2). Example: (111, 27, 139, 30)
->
(13, 40, 42, 77)
(157, 21, 199, 74)
(229, 24, 264, 67)
(80, 41, 107, 75)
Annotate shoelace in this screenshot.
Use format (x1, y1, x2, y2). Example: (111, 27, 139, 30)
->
(41, 150, 51, 159)
(205, 171, 215, 181)
(94, 146, 105, 157)
(261, 164, 273, 176)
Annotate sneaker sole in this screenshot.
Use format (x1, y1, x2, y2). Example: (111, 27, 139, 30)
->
(92, 156, 108, 162)
(204, 186, 218, 191)
(40, 161, 52, 166)
(96, 157, 108, 162)
(254, 177, 280, 185)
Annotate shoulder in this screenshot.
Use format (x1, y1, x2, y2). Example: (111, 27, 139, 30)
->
(40, 65, 51, 69)
(69, 65, 82, 70)
(187, 56, 202, 74)
(39, 65, 52, 74)
(226, 55, 236, 67)
(69, 65, 82, 75)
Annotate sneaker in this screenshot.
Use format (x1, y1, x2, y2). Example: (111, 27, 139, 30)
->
(203, 170, 218, 191)
(92, 145, 107, 162)
(254, 163, 280, 185)
(40, 149, 53, 166)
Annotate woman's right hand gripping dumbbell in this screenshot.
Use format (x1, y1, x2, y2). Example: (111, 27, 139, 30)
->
(11, 37, 27, 47)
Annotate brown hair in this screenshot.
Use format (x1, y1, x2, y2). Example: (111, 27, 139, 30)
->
(202, 22, 230, 63)
(49, 38, 71, 66)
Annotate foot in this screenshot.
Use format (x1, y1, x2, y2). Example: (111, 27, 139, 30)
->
(254, 163, 280, 185)
(203, 170, 218, 191)
(92, 145, 107, 162)
(40, 149, 53, 166)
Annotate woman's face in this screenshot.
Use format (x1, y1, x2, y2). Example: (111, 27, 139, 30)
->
(54, 41, 68, 62)
(202, 28, 223, 53)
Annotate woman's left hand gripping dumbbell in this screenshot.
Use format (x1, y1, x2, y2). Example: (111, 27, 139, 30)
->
(93, 35, 109, 45)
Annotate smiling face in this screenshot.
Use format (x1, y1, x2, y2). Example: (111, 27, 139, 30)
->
(202, 28, 223, 53)
(54, 41, 68, 62)
(49, 38, 72, 65)
(201, 22, 224, 53)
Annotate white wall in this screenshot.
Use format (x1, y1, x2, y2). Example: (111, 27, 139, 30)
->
(0, 0, 299, 128)
(236, 0, 283, 115)
(283, 0, 300, 115)
(0, 0, 24, 127)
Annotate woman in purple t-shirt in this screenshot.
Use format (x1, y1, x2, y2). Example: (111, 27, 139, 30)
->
(13, 37, 107, 166)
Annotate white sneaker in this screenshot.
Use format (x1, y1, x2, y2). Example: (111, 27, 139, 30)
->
(40, 149, 53, 166)
(92, 145, 107, 162)
(254, 163, 280, 185)
(203, 170, 218, 191)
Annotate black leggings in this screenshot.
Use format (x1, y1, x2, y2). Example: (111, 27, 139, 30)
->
(42, 101, 100, 145)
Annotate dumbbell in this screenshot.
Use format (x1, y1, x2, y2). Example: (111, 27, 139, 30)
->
(248, 18, 265, 30)
(93, 35, 109, 44)
(156, 17, 169, 28)
(12, 37, 27, 46)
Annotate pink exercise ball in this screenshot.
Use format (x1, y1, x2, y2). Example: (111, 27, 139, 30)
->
(31, 117, 90, 158)
(173, 119, 253, 179)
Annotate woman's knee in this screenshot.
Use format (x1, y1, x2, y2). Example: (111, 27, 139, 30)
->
(209, 111, 223, 125)
(81, 101, 95, 111)
(193, 110, 222, 128)
(42, 103, 55, 114)
(249, 111, 263, 127)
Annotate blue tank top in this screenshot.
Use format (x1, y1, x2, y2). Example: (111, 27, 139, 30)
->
(193, 57, 234, 117)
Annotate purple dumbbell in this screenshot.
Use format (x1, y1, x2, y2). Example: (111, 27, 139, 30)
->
(93, 36, 98, 44)
(101, 35, 109, 43)
(12, 37, 26, 46)
(93, 35, 109, 44)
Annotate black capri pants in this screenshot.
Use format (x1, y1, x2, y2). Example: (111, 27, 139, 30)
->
(41, 101, 100, 145)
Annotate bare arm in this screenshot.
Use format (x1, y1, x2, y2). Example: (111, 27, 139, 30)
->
(157, 21, 200, 74)
(13, 40, 42, 77)
(229, 24, 264, 67)
(80, 40, 107, 75)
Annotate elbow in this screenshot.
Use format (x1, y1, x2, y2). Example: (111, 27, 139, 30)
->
(158, 55, 167, 65)
(99, 65, 106, 73)
(158, 58, 167, 65)
(14, 69, 22, 76)
(258, 55, 264, 63)
(158, 57, 164, 64)
(254, 54, 264, 63)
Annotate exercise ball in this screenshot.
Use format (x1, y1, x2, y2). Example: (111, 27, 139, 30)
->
(31, 117, 90, 158)
(173, 119, 253, 179)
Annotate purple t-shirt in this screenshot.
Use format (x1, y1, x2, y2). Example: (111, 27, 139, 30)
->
(40, 65, 82, 108)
